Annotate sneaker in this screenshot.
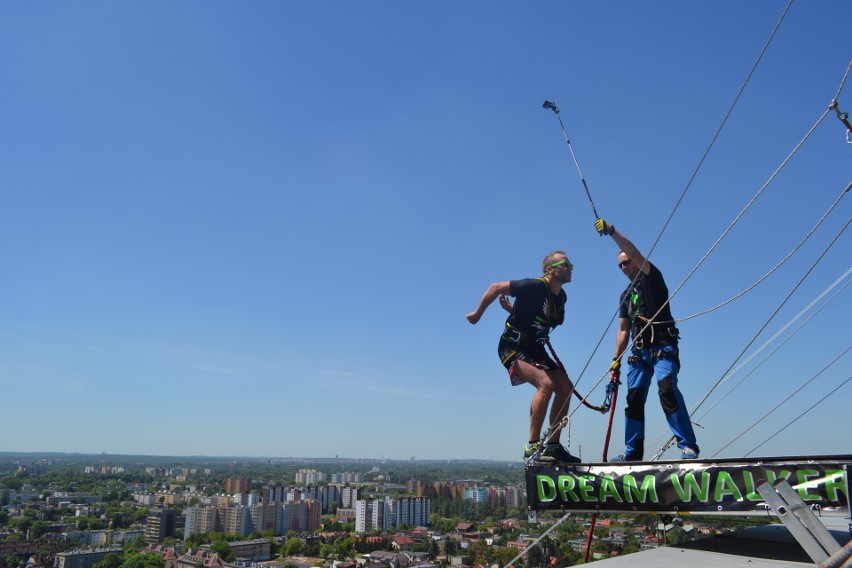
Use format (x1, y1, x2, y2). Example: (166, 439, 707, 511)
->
(542, 444, 582, 464)
(681, 447, 699, 460)
(610, 453, 641, 462)
(523, 443, 542, 461)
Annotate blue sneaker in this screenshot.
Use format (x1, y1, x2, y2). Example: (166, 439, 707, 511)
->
(681, 447, 699, 460)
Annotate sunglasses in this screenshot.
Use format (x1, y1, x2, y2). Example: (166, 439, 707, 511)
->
(550, 259, 573, 269)
(618, 259, 632, 268)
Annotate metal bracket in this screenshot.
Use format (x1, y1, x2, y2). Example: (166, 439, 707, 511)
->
(757, 478, 841, 564)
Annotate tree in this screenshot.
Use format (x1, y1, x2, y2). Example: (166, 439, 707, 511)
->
(210, 541, 235, 563)
(468, 541, 489, 566)
(93, 553, 122, 568)
(29, 521, 50, 540)
(667, 526, 690, 546)
(122, 553, 166, 568)
(333, 538, 353, 560)
(282, 539, 305, 557)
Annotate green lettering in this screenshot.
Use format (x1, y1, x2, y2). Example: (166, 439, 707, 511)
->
(765, 469, 791, 484)
(578, 475, 597, 502)
(824, 470, 847, 503)
(557, 475, 580, 502)
(599, 475, 623, 503)
(537, 475, 556, 502)
(623, 475, 657, 503)
(795, 469, 821, 501)
(671, 471, 710, 503)
(714, 471, 744, 502)
(742, 471, 762, 501)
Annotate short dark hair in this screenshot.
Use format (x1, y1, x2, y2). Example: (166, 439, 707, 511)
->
(542, 250, 567, 274)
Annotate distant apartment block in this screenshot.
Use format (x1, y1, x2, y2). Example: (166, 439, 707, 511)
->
(132, 493, 157, 506)
(330, 472, 366, 484)
(83, 530, 144, 547)
(247, 503, 280, 535)
(303, 485, 339, 513)
(224, 477, 251, 494)
(394, 497, 431, 527)
(219, 506, 249, 537)
(184, 506, 217, 539)
(55, 547, 123, 568)
(355, 498, 392, 534)
(341, 486, 361, 508)
(146, 509, 177, 543)
(295, 469, 326, 485)
(200, 539, 271, 561)
(464, 488, 488, 502)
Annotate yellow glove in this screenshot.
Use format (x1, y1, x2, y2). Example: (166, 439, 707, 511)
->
(609, 358, 621, 378)
(595, 218, 615, 236)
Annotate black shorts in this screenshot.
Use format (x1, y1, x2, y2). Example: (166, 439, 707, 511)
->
(497, 337, 557, 386)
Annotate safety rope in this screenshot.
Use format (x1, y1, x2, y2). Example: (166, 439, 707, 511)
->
(673, 181, 850, 322)
(583, 370, 621, 563)
(712, 345, 851, 457)
(694, 272, 851, 424)
(545, 339, 606, 413)
(639, 0, 795, 268)
(650, 218, 850, 460)
(746, 373, 852, 458)
(499, 510, 574, 568)
(527, 340, 608, 458)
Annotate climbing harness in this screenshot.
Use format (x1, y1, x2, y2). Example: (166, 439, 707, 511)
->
(542, 100, 600, 220)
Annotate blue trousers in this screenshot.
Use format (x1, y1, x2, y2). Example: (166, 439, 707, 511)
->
(623, 344, 698, 459)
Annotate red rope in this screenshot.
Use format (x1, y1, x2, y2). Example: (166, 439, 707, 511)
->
(584, 371, 621, 563)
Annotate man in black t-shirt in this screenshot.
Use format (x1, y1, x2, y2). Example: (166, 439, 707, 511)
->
(595, 218, 700, 462)
(466, 251, 581, 464)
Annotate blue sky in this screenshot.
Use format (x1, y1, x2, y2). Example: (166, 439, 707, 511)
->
(2, 1, 849, 462)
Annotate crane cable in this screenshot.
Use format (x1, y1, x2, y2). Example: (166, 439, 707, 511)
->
(673, 181, 850, 323)
(694, 271, 851, 424)
(746, 374, 852, 458)
(713, 345, 851, 457)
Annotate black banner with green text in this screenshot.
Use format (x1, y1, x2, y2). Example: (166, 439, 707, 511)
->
(526, 456, 851, 515)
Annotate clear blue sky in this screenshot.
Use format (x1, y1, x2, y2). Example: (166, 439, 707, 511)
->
(2, 1, 849, 462)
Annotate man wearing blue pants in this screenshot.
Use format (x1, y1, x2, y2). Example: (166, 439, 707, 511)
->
(595, 218, 700, 461)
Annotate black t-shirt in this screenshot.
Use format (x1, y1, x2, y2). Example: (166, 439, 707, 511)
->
(618, 263, 678, 345)
(505, 278, 566, 341)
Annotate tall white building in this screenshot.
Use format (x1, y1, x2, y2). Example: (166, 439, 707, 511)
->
(354, 498, 392, 533)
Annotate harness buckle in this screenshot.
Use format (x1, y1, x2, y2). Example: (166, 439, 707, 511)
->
(506, 329, 522, 343)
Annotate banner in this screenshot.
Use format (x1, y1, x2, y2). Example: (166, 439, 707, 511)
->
(526, 456, 851, 515)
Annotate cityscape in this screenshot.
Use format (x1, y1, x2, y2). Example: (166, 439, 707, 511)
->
(1, 453, 770, 568)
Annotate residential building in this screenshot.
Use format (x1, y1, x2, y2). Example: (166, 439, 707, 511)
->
(145, 509, 177, 544)
(55, 547, 123, 568)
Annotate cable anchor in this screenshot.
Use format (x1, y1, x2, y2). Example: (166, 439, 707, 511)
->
(829, 99, 852, 144)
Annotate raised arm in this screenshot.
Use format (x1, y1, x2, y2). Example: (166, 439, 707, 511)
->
(466, 281, 511, 324)
(595, 219, 651, 276)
